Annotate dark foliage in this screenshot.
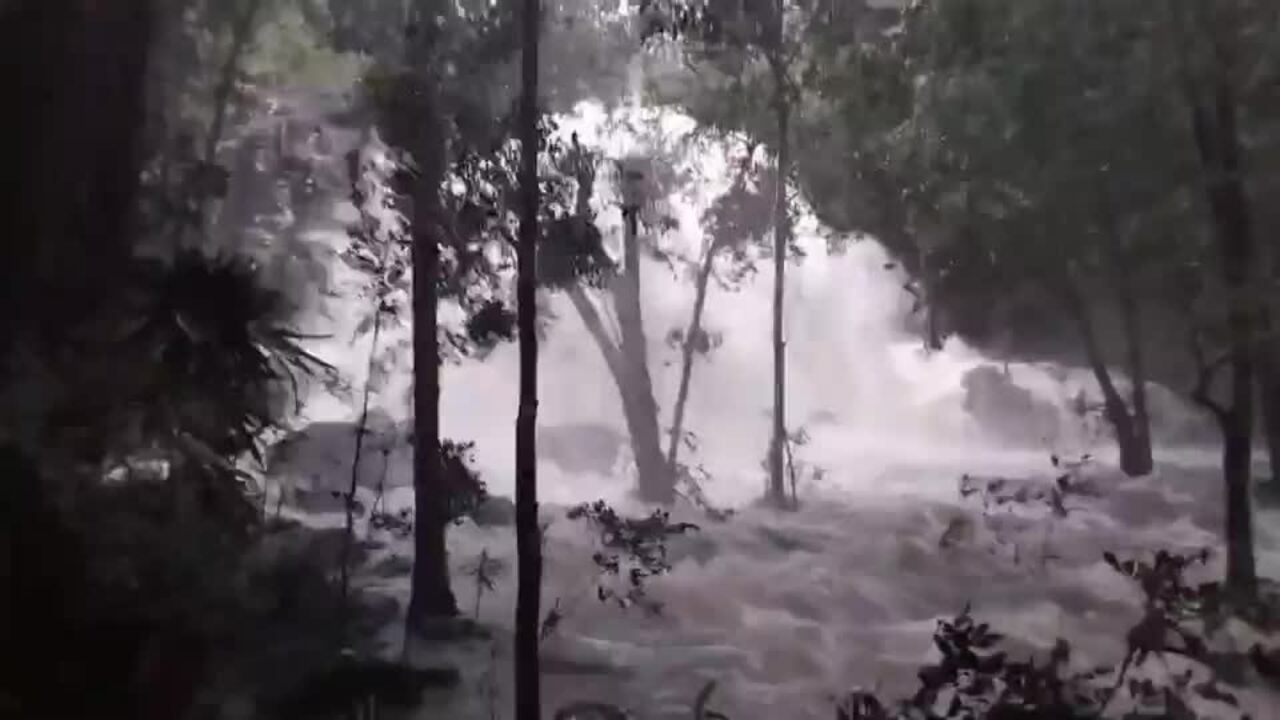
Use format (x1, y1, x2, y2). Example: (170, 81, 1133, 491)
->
(266, 654, 459, 720)
(122, 250, 330, 463)
(2, 442, 341, 719)
(831, 548, 1273, 720)
(441, 439, 490, 523)
(359, 438, 491, 541)
(567, 500, 700, 614)
(540, 215, 617, 289)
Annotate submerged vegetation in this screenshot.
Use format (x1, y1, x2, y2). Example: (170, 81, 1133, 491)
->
(2, 0, 1280, 718)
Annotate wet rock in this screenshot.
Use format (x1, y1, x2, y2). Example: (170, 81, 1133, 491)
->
(539, 422, 628, 476)
(409, 617, 490, 644)
(666, 533, 718, 566)
(961, 365, 1061, 447)
(292, 487, 365, 516)
(552, 701, 631, 719)
(471, 495, 516, 527)
(541, 656, 627, 677)
(267, 414, 407, 494)
(938, 514, 976, 548)
(1104, 485, 1184, 528)
(371, 554, 413, 578)
(756, 526, 823, 554)
(339, 592, 403, 638)
(251, 526, 369, 569)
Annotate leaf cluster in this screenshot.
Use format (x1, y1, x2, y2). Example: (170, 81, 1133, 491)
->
(567, 500, 700, 615)
(838, 548, 1271, 720)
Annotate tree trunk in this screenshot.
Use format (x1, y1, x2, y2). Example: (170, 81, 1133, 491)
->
(1061, 275, 1153, 476)
(666, 245, 717, 476)
(195, 0, 263, 248)
(614, 208, 671, 503)
(202, 0, 262, 165)
(405, 50, 458, 634)
(1, 0, 154, 348)
(564, 283, 665, 498)
(562, 152, 671, 503)
(515, 0, 542, 716)
(1170, 0, 1257, 597)
(1257, 356, 1280, 490)
(1117, 288, 1154, 476)
(913, 226, 944, 352)
(768, 75, 790, 508)
(1098, 186, 1154, 476)
(1209, 155, 1258, 599)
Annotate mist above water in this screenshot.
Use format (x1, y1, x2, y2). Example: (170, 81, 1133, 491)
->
(298, 100, 1208, 509)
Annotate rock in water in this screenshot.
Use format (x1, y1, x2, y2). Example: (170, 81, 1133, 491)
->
(961, 365, 1061, 447)
(471, 495, 516, 527)
(370, 554, 414, 578)
(553, 702, 631, 719)
(539, 422, 628, 476)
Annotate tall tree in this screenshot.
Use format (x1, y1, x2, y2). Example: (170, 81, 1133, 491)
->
(873, 0, 1166, 476)
(639, 0, 804, 507)
(765, 0, 792, 508)
(1166, 0, 1261, 597)
(399, 4, 461, 629)
(515, 0, 543, 715)
(1234, 1, 1280, 496)
(550, 137, 672, 503)
(346, 0, 530, 636)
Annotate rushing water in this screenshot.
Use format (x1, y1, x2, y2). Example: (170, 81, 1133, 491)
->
(272, 99, 1280, 720)
(285, 98, 1221, 512)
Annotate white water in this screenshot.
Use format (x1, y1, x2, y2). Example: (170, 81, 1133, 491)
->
(270, 100, 1280, 719)
(290, 99, 1171, 509)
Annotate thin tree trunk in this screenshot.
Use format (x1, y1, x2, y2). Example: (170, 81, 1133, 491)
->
(914, 229, 943, 352)
(406, 48, 458, 636)
(768, 71, 790, 508)
(565, 279, 670, 497)
(1118, 286, 1153, 472)
(341, 310, 382, 612)
(562, 148, 671, 503)
(515, 0, 542, 715)
(614, 208, 671, 504)
(1097, 187, 1154, 476)
(198, 0, 263, 248)
(666, 245, 717, 476)
(202, 0, 263, 164)
(1061, 273, 1152, 476)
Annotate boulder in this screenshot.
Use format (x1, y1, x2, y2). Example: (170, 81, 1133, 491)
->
(471, 495, 516, 527)
(370, 554, 414, 579)
(539, 422, 628, 476)
(961, 365, 1061, 447)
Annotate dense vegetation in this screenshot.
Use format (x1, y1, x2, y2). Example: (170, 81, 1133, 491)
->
(2, 1, 1279, 719)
